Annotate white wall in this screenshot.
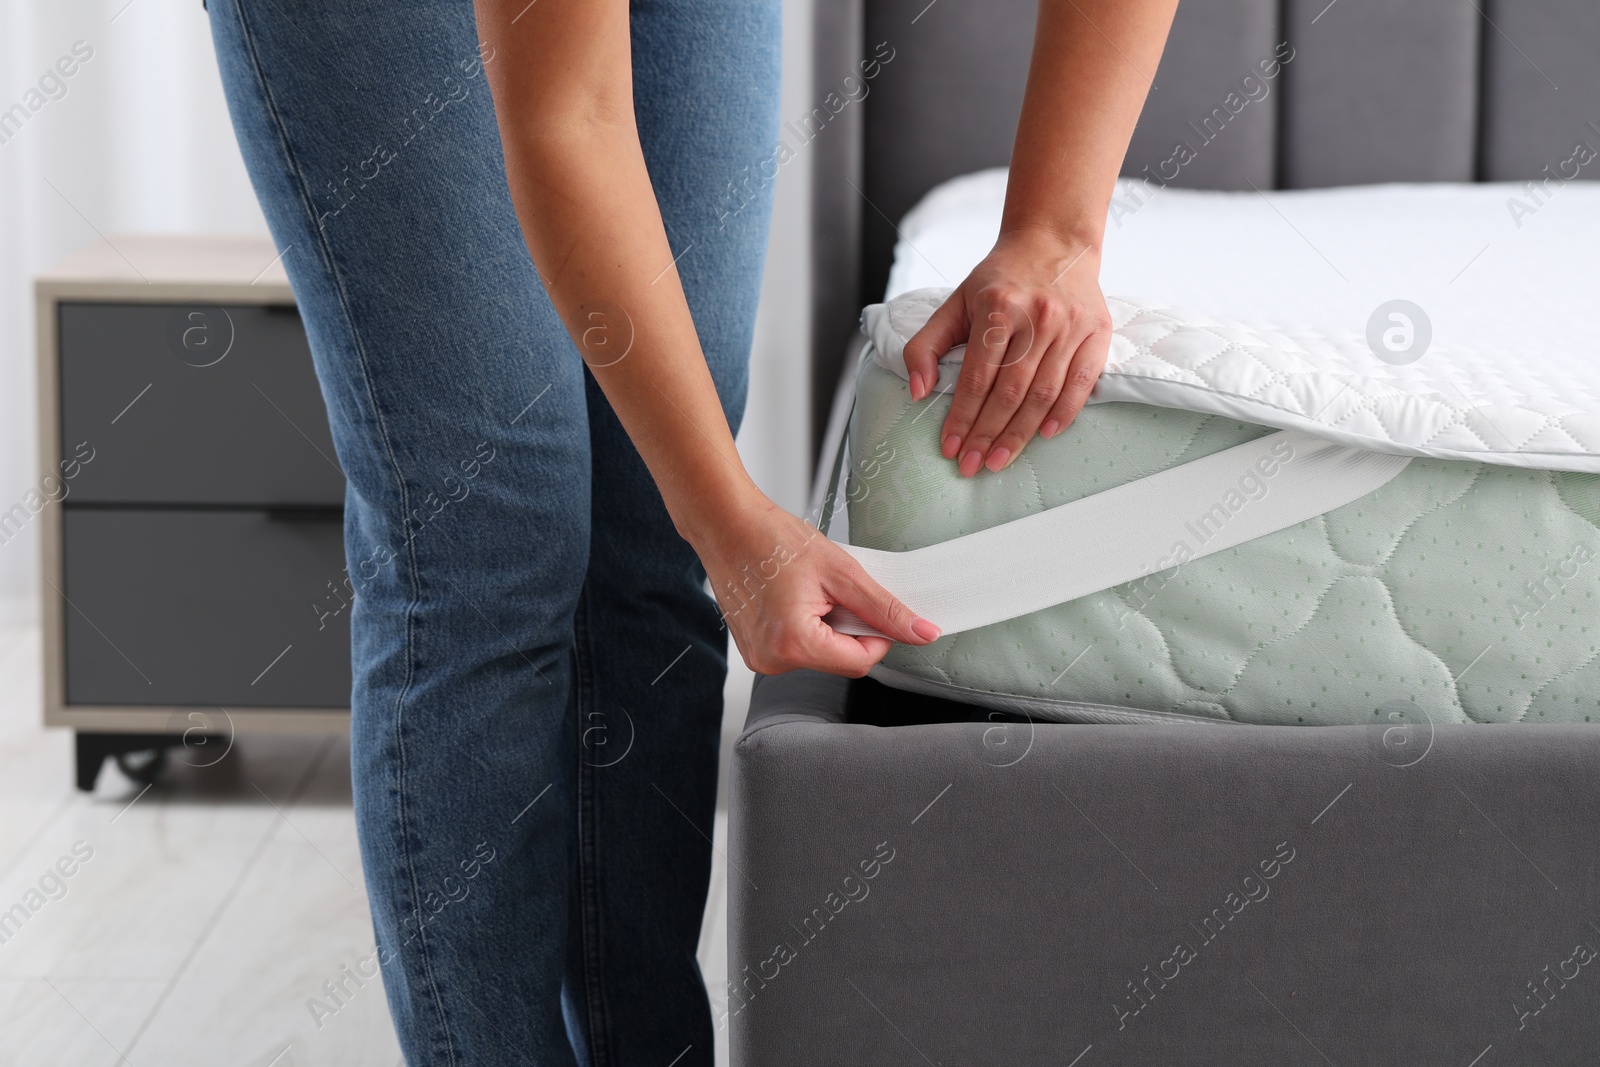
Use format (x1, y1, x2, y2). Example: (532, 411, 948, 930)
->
(0, 0, 272, 624)
(0, 0, 813, 625)
(746, 0, 815, 521)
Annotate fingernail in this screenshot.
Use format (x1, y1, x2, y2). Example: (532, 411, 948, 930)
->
(985, 447, 1011, 471)
(911, 618, 942, 642)
(1041, 419, 1060, 439)
(909, 371, 925, 401)
(960, 449, 984, 477)
(942, 434, 962, 459)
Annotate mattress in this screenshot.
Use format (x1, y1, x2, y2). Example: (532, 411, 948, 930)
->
(842, 174, 1600, 726)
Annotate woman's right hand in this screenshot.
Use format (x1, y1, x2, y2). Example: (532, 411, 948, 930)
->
(693, 493, 941, 677)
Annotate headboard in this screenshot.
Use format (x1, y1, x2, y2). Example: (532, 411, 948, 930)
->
(808, 0, 1600, 453)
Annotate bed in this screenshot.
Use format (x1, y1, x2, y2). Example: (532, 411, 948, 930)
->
(731, 0, 1600, 1062)
(844, 177, 1600, 725)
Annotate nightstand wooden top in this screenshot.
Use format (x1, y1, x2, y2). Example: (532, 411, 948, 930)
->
(36, 233, 295, 303)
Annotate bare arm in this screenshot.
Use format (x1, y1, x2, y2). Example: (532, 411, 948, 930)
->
(472, 0, 939, 675)
(904, 0, 1179, 475)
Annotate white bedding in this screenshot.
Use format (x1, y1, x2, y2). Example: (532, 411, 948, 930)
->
(886, 170, 1600, 351)
(877, 171, 1600, 471)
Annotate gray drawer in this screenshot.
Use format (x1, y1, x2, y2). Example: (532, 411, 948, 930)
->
(59, 302, 345, 506)
(62, 508, 352, 708)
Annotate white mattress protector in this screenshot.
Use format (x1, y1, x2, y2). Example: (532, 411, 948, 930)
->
(873, 172, 1600, 473)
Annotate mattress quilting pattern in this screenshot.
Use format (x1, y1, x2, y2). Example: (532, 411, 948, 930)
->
(847, 358, 1600, 726)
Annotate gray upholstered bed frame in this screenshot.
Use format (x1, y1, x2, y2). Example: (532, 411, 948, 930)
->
(734, 2, 1600, 1063)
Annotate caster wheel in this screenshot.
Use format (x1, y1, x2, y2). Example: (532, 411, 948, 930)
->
(115, 747, 168, 786)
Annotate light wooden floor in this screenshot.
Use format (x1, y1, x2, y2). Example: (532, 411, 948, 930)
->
(0, 622, 744, 1067)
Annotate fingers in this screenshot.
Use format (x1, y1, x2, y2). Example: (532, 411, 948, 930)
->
(901, 292, 969, 403)
(825, 562, 940, 649)
(942, 290, 1060, 475)
(940, 290, 1035, 468)
(961, 299, 1071, 472)
(731, 548, 940, 680)
(982, 339, 1073, 470)
(758, 614, 891, 679)
(1039, 325, 1112, 440)
(742, 599, 916, 680)
(941, 294, 1112, 474)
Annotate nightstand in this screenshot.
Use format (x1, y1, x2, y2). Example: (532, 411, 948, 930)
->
(35, 235, 350, 790)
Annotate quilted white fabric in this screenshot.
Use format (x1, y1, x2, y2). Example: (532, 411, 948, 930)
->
(865, 288, 1600, 473)
(872, 172, 1600, 474)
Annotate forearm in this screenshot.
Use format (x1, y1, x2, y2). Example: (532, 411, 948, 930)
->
(474, 0, 764, 548)
(1003, 0, 1178, 254)
(506, 126, 763, 541)
(469, 0, 935, 673)
(902, 0, 1178, 473)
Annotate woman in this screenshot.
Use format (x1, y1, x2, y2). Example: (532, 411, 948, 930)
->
(206, 0, 1176, 1062)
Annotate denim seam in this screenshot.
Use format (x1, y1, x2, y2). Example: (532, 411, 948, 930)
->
(226, 4, 454, 1063)
(570, 584, 614, 1065)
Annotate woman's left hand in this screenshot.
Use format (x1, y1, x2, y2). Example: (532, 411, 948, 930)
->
(901, 228, 1113, 477)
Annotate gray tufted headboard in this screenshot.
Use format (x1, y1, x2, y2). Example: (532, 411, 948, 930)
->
(808, 0, 1600, 455)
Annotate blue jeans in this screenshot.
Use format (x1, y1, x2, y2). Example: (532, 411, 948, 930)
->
(205, 2, 779, 1063)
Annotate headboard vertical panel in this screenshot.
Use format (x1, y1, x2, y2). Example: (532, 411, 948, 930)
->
(810, 0, 867, 453)
(810, 0, 1037, 453)
(859, 0, 1036, 326)
(1120, 0, 1281, 192)
(1480, 0, 1600, 181)
(1279, 0, 1480, 187)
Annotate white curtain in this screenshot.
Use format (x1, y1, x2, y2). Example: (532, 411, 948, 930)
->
(0, 0, 811, 625)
